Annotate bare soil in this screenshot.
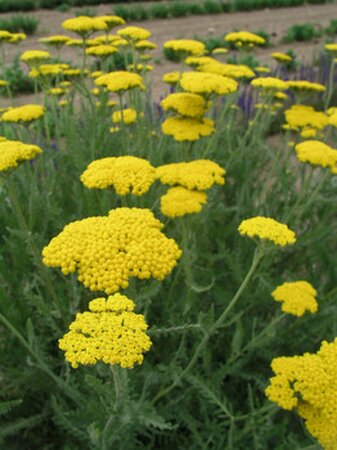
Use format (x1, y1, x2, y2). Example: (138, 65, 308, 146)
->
(1, 2, 336, 104)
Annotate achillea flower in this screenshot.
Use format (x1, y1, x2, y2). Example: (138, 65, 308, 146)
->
(20, 50, 51, 66)
(135, 40, 157, 51)
(0, 30, 14, 44)
(295, 140, 337, 173)
(286, 80, 326, 93)
(211, 47, 228, 54)
(224, 31, 265, 46)
(272, 281, 318, 316)
(324, 43, 337, 54)
(38, 35, 70, 47)
(255, 66, 271, 74)
(162, 116, 215, 141)
(184, 56, 215, 68)
(86, 44, 118, 57)
(161, 93, 207, 118)
(274, 91, 288, 100)
(284, 105, 328, 131)
(42, 208, 182, 294)
(96, 15, 125, 31)
(265, 338, 337, 449)
(8, 33, 26, 44)
(198, 61, 255, 79)
(180, 71, 238, 96)
(112, 108, 138, 125)
(271, 52, 293, 63)
(117, 26, 151, 42)
(163, 71, 181, 85)
(47, 87, 66, 96)
(1, 104, 44, 124)
(128, 63, 154, 73)
(63, 68, 82, 77)
(238, 216, 296, 246)
(95, 71, 145, 93)
(0, 140, 42, 172)
(164, 39, 205, 56)
(59, 294, 152, 369)
(62, 16, 107, 37)
(251, 77, 288, 92)
(29, 63, 67, 78)
(156, 159, 225, 190)
(80, 156, 156, 195)
(328, 111, 337, 127)
(161, 187, 207, 218)
(0, 80, 8, 87)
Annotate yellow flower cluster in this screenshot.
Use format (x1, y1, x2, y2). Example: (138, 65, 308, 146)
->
(163, 71, 180, 85)
(251, 77, 288, 92)
(97, 15, 125, 30)
(135, 40, 157, 51)
(20, 49, 51, 65)
(112, 108, 138, 125)
(59, 294, 152, 369)
(284, 105, 328, 131)
(0, 140, 42, 172)
(161, 93, 207, 118)
(271, 52, 292, 62)
(156, 160, 225, 190)
(1, 104, 44, 123)
(29, 63, 68, 79)
(199, 61, 255, 79)
(162, 116, 214, 142)
(38, 35, 70, 47)
(96, 71, 145, 93)
(0, 30, 26, 44)
(265, 338, 337, 449)
(224, 31, 265, 46)
(272, 281, 318, 316)
(325, 43, 337, 54)
(42, 208, 182, 294)
(161, 187, 207, 218)
(163, 39, 206, 56)
(180, 71, 238, 96)
(238, 216, 296, 246)
(80, 156, 156, 195)
(286, 80, 326, 93)
(184, 56, 215, 68)
(295, 141, 337, 174)
(86, 44, 117, 57)
(117, 26, 151, 41)
(62, 16, 107, 36)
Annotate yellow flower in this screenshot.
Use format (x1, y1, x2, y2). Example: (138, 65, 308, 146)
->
(271, 52, 293, 63)
(1, 104, 44, 123)
(238, 216, 296, 246)
(251, 77, 288, 92)
(128, 63, 154, 73)
(80, 156, 156, 195)
(255, 66, 271, 74)
(62, 16, 107, 37)
(272, 281, 318, 316)
(284, 105, 328, 131)
(265, 338, 337, 449)
(295, 140, 337, 173)
(180, 71, 238, 96)
(163, 71, 181, 85)
(86, 44, 118, 57)
(29, 63, 67, 79)
(20, 50, 51, 66)
(0, 140, 42, 172)
(117, 26, 151, 41)
(211, 47, 228, 55)
(162, 116, 215, 141)
(156, 159, 225, 190)
(112, 108, 138, 125)
(38, 35, 70, 47)
(135, 40, 157, 51)
(286, 80, 326, 93)
(96, 15, 125, 31)
(161, 187, 207, 218)
(224, 31, 265, 46)
(95, 71, 145, 93)
(63, 68, 82, 77)
(8, 33, 26, 44)
(161, 93, 207, 118)
(59, 294, 152, 369)
(325, 43, 337, 54)
(42, 208, 182, 294)
(198, 62, 255, 79)
(0, 30, 15, 44)
(66, 39, 85, 48)
(184, 56, 215, 68)
(0, 80, 8, 87)
(300, 128, 318, 139)
(164, 39, 206, 56)
(274, 91, 288, 100)
(47, 87, 65, 96)
(328, 111, 337, 127)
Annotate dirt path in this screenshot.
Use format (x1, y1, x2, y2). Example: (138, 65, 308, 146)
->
(1, 2, 336, 104)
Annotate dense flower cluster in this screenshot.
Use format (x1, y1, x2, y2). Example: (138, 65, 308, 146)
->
(286, 80, 326, 93)
(284, 105, 328, 131)
(180, 71, 238, 96)
(86, 45, 117, 57)
(0, 140, 42, 172)
(59, 294, 152, 369)
(251, 77, 288, 92)
(80, 156, 156, 195)
(38, 35, 70, 47)
(238, 216, 296, 246)
(271, 52, 292, 62)
(62, 16, 107, 36)
(162, 116, 214, 141)
(271, 281, 318, 316)
(161, 93, 207, 118)
(156, 160, 225, 190)
(161, 187, 207, 218)
(163, 39, 206, 56)
(96, 71, 145, 92)
(265, 338, 337, 449)
(117, 26, 151, 41)
(1, 104, 44, 123)
(224, 31, 265, 46)
(163, 71, 180, 85)
(199, 61, 255, 79)
(20, 50, 51, 66)
(97, 15, 125, 30)
(42, 208, 182, 294)
(295, 140, 337, 173)
(112, 108, 138, 125)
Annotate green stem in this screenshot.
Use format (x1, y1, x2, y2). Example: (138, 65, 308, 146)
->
(324, 60, 335, 110)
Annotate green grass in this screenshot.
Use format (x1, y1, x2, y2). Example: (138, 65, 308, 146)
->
(0, 15, 39, 35)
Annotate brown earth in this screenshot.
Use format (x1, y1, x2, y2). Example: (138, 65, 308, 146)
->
(1, 2, 336, 104)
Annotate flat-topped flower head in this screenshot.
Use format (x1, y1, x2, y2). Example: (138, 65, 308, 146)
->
(162, 116, 215, 142)
(156, 160, 225, 190)
(95, 71, 145, 93)
(161, 187, 207, 218)
(8, 32, 26, 44)
(80, 156, 156, 195)
(112, 108, 138, 125)
(38, 35, 70, 48)
(163, 71, 181, 85)
(272, 281, 318, 316)
(1, 104, 44, 124)
(135, 40, 157, 51)
(265, 338, 337, 449)
(86, 44, 118, 57)
(0, 140, 42, 173)
(224, 31, 265, 47)
(255, 66, 271, 74)
(59, 294, 152, 369)
(161, 93, 208, 118)
(251, 77, 288, 92)
(164, 39, 206, 57)
(42, 208, 182, 294)
(96, 15, 125, 31)
(286, 80, 326, 93)
(62, 16, 107, 37)
(117, 26, 151, 42)
(198, 61, 255, 80)
(238, 216, 296, 246)
(20, 50, 51, 67)
(295, 140, 337, 174)
(29, 63, 67, 79)
(272, 52, 293, 63)
(0, 30, 14, 44)
(284, 105, 328, 131)
(325, 43, 337, 54)
(184, 56, 215, 68)
(180, 71, 238, 96)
